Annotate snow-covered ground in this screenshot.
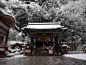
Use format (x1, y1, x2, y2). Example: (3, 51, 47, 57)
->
(6, 54, 27, 60)
(7, 51, 20, 56)
(9, 54, 27, 59)
(63, 53, 86, 61)
(68, 50, 84, 54)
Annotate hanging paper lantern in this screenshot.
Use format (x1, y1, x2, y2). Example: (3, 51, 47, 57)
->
(48, 38, 50, 42)
(45, 38, 46, 42)
(46, 38, 48, 41)
(41, 39, 43, 42)
(34, 38, 36, 43)
(37, 38, 39, 41)
(51, 38, 53, 41)
(39, 38, 41, 41)
(53, 38, 55, 42)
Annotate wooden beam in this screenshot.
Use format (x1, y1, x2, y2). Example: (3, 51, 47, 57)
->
(0, 25, 8, 32)
(34, 36, 55, 38)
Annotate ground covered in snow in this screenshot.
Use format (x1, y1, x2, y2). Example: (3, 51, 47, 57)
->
(6, 54, 27, 60)
(6, 53, 86, 61)
(63, 53, 86, 61)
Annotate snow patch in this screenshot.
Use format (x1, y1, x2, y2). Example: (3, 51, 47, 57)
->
(7, 41, 26, 45)
(63, 54, 86, 60)
(6, 54, 27, 60)
(13, 54, 27, 58)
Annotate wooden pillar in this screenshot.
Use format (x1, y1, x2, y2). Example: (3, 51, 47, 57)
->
(5, 29, 9, 44)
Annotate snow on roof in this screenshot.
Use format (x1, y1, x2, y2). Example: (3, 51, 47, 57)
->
(62, 44, 70, 48)
(23, 22, 65, 29)
(25, 25, 64, 29)
(7, 41, 25, 45)
(62, 44, 68, 47)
